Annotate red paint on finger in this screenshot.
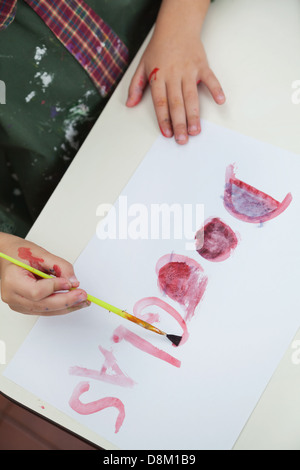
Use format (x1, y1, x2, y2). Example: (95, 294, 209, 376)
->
(148, 67, 159, 84)
(138, 75, 146, 89)
(52, 264, 61, 277)
(159, 124, 173, 138)
(18, 247, 44, 271)
(26, 272, 36, 280)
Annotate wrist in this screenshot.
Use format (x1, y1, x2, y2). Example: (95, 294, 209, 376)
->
(155, 0, 210, 37)
(0, 232, 20, 275)
(0, 232, 9, 276)
(0, 231, 9, 254)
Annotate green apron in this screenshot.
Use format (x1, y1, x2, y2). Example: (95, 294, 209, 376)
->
(0, 0, 161, 237)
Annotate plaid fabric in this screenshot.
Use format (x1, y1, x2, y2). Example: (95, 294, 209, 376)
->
(0, 0, 129, 97)
(0, 0, 17, 31)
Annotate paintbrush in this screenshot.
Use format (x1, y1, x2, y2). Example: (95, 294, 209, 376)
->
(0, 252, 182, 346)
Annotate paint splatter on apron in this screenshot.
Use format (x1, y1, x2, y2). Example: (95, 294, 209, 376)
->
(0, 0, 161, 236)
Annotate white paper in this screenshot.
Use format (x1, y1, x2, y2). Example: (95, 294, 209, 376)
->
(4, 121, 300, 449)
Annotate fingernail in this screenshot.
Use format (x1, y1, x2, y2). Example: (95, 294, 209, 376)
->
(74, 291, 87, 304)
(159, 125, 173, 138)
(188, 124, 199, 134)
(69, 276, 79, 287)
(176, 134, 187, 144)
(217, 91, 226, 103)
(126, 94, 141, 107)
(165, 128, 173, 137)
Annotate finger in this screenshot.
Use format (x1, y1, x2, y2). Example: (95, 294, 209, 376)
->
(13, 270, 73, 302)
(0, 265, 69, 308)
(150, 75, 173, 138)
(11, 287, 88, 314)
(166, 79, 188, 145)
(42, 254, 80, 288)
(201, 68, 226, 105)
(9, 299, 91, 316)
(182, 78, 201, 136)
(42, 300, 91, 316)
(16, 245, 80, 288)
(126, 62, 148, 107)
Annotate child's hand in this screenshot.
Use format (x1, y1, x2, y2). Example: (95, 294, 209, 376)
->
(126, 0, 225, 145)
(0, 234, 90, 315)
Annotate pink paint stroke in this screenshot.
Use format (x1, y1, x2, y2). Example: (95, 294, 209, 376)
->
(133, 301, 160, 325)
(133, 297, 189, 346)
(69, 346, 135, 388)
(112, 325, 181, 368)
(195, 217, 239, 262)
(69, 381, 125, 433)
(224, 164, 292, 223)
(156, 254, 208, 322)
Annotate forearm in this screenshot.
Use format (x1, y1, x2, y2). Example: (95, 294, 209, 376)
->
(154, 0, 211, 39)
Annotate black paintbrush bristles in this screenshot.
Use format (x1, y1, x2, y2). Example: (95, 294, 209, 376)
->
(166, 334, 182, 347)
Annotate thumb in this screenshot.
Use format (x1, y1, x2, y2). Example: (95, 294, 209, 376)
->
(52, 257, 80, 288)
(126, 62, 148, 107)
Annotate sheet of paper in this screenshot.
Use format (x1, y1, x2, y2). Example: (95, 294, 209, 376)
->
(3, 120, 300, 449)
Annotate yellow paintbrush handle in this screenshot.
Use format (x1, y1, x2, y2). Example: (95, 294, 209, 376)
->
(86, 294, 126, 316)
(0, 252, 52, 279)
(0, 252, 165, 337)
(86, 294, 165, 336)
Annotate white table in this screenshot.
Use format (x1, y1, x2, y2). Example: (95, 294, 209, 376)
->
(1, 0, 300, 449)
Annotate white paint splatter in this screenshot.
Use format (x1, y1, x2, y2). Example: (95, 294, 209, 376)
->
(63, 121, 79, 150)
(25, 91, 36, 103)
(13, 188, 22, 196)
(62, 102, 90, 150)
(69, 103, 89, 117)
(34, 71, 54, 92)
(34, 45, 47, 65)
(84, 90, 96, 98)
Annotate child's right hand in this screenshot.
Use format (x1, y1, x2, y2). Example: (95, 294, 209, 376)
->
(126, 0, 225, 145)
(0, 233, 90, 315)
